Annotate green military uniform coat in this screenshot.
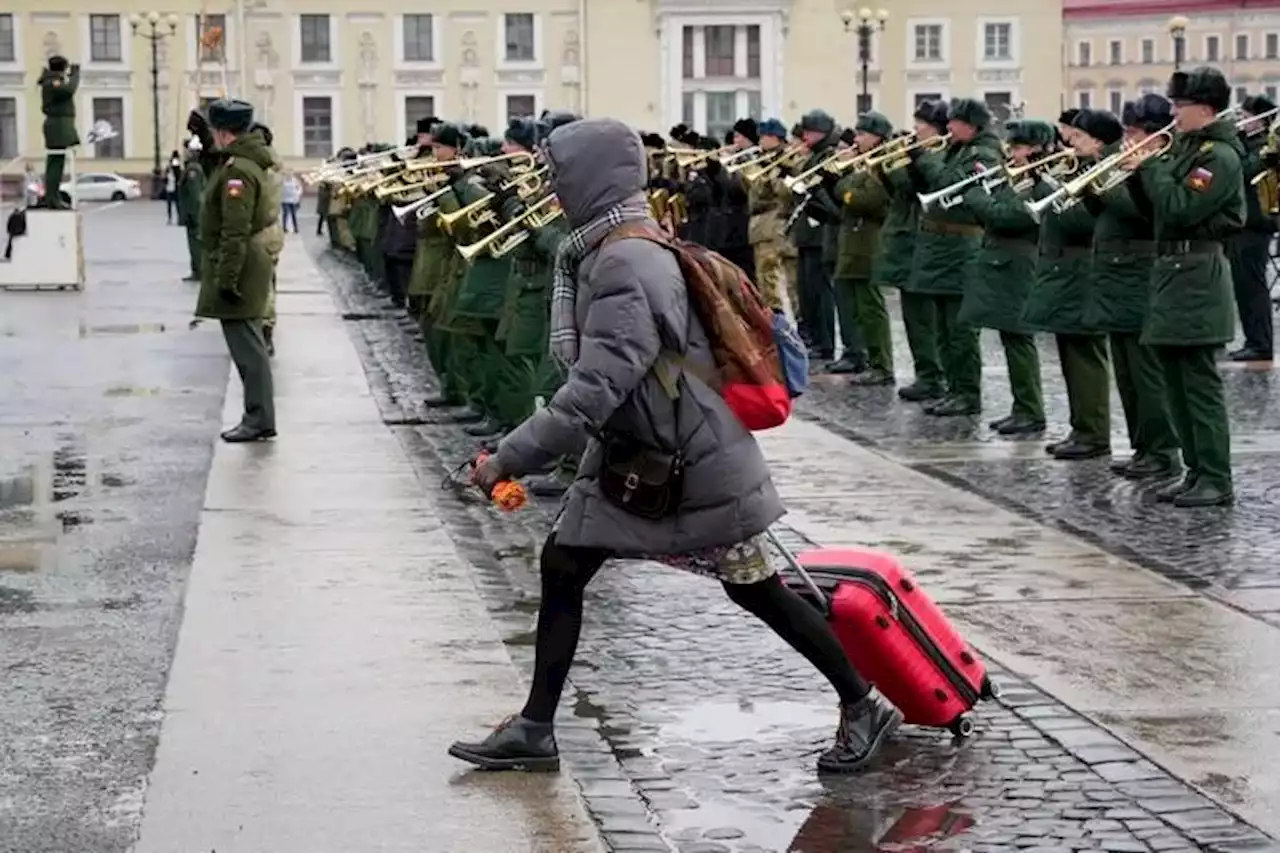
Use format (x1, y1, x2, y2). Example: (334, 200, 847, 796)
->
(833, 168, 893, 374)
(178, 158, 206, 278)
(1022, 167, 1101, 334)
(195, 130, 281, 320)
(39, 67, 80, 150)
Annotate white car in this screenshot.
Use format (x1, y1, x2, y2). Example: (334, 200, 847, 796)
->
(57, 172, 143, 204)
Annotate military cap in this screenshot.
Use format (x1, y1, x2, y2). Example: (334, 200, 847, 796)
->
(505, 117, 538, 151)
(1167, 66, 1231, 111)
(415, 115, 439, 135)
(758, 118, 788, 140)
(249, 121, 273, 146)
(1058, 108, 1081, 127)
(949, 98, 991, 129)
(336, 147, 358, 161)
(1005, 120, 1055, 148)
(800, 109, 837, 135)
(433, 122, 466, 149)
(465, 124, 490, 138)
(838, 127, 856, 146)
(913, 100, 948, 131)
(670, 123, 690, 141)
(790, 123, 803, 140)
(48, 55, 69, 72)
(855, 111, 893, 140)
(640, 132, 666, 149)
(538, 110, 581, 140)
(696, 135, 720, 151)
(1242, 94, 1277, 117)
(732, 117, 759, 144)
(207, 98, 254, 132)
(471, 136, 504, 156)
(1071, 109, 1124, 145)
(1122, 94, 1173, 132)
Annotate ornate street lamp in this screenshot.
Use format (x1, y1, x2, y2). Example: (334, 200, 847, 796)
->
(1168, 15, 1189, 72)
(841, 7, 889, 115)
(129, 11, 179, 199)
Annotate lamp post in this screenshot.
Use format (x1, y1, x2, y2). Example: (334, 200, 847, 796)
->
(129, 11, 178, 200)
(841, 7, 889, 115)
(1168, 15, 1189, 72)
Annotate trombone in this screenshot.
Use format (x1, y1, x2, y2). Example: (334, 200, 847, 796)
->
(982, 149, 1079, 194)
(391, 184, 456, 224)
(457, 194, 563, 262)
(438, 169, 548, 234)
(863, 133, 951, 172)
(722, 146, 763, 172)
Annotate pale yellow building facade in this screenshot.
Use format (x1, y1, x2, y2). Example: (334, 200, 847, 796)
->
(1064, 1, 1280, 116)
(0, 0, 1063, 176)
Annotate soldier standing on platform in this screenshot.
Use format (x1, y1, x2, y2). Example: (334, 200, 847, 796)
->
(37, 56, 80, 210)
(1123, 67, 1244, 508)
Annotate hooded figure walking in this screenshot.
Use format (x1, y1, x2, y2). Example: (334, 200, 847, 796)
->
(38, 55, 80, 210)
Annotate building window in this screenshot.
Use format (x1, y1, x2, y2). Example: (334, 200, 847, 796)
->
(1268, 85, 1279, 102)
(1267, 33, 1278, 59)
(0, 97, 16, 158)
(1206, 35, 1220, 62)
(403, 95, 434, 135)
(856, 92, 872, 114)
(1077, 90, 1092, 109)
(302, 96, 333, 158)
(300, 15, 331, 63)
(403, 14, 434, 63)
(914, 92, 943, 109)
(1141, 38, 1154, 63)
(705, 91, 736, 142)
(196, 14, 226, 63)
(983, 91, 1012, 119)
(746, 25, 761, 78)
(983, 23, 1011, 61)
(1108, 39, 1122, 65)
(746, 90, 762, 119)
(90, 14, 122, 62)
(503, 13, 535, 62)
(1236, 33, 1249, 60)
(92, 97, 124, 157)
(506, 94, 536, 122)
(682, 26, 694, 79)
(682, 92, 694, 126)
(704, 25, 734, 76)
(1236, 86, 1248, 104)
(1076, 41, 1091, 67)
(0, 15, 14, 63)
(1108, 89, 1123, 114)
(914, 24, 943, 61)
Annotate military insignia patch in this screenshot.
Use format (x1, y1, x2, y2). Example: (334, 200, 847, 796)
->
(843, 190, 853, 204)
(51, 79, 61, 88)
(974, 162, 988, 174)
(1186, 166, 1214, 192)
(1199, 141, 1214, 154)
(226, 178, 244, 198)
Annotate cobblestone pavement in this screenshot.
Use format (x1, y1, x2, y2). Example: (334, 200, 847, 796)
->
(313, 243, 1280, 853)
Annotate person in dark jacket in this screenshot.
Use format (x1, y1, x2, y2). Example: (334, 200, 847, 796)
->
(38, 55, 79, 209)
(791, 109, 844, 361)
(716, 118, 757, 281)
(377, 134, 422, 309)
(1228, 93, 1277, 361)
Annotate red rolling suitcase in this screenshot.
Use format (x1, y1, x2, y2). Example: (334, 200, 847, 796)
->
(768, 530, 997, 737)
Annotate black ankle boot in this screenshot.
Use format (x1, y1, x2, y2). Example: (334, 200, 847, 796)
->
(817, 687, 903, 773)
(448, 715, 560, 772)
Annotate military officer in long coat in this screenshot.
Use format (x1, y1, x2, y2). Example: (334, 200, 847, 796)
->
(193, 99, 282, 443)
(959, 120, 1053, 434)
(1123, 67, 1245, 507)
(38, 56, 80, 210)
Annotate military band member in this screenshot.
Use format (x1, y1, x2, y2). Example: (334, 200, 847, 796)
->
(1057, 109, 1082, 148)
(832, 112, 895, 384)
(379, 135, 422, 310)
(177, 137, 206, 282)
(825, 128, 867, 372)
(1227, 94, 1277, 362)
(880, 102, 948, 401)
(959, 120, 1052, 434)
(38, 55, 80, 210)
(194, 99, 280, 443)
(747, 119, 792, 311)
(905, 98, 1003, 416)
(720, 118, 758, 281)
(1088, 96, 1182, 479)
(792, 109, 843, 361)
(1123, 67, 1244, 507)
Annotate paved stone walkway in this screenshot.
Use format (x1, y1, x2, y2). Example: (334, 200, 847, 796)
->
(130, 239, 603, 853)
(311, 242, 1280, 853)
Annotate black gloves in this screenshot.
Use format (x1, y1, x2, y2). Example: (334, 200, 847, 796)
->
(703, 157, 722, 178)
(491, 184, 523, 221)
(443, 165, 465, 182)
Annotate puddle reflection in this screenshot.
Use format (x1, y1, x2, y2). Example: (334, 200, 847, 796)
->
(77, 322, 167, 337)
(0, 436, 97, 575)
(789, 801, 974, 852)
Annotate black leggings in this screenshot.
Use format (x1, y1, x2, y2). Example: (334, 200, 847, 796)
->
(520, 533, 870, 724)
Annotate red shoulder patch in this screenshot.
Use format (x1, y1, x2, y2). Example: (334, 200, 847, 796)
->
(1186, 166, 1214, 193)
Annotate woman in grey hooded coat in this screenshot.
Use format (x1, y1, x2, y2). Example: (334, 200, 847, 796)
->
(449, 116, 902, 775)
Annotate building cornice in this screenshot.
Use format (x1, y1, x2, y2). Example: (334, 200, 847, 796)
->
(1066, 0, 1280, 19)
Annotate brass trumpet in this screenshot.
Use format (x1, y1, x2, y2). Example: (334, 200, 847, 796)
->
(391, 184, 456, 224)
(865, 133, 951, 172)
(1024, 122, 1174, 222)
(439, 194, 499, 234)
(739, 145, 806, 183)
(457, 194, 562, 262)
(982, 149, 1079, 194)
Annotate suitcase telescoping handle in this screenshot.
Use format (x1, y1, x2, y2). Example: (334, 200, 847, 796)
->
(766, 528, 902, 620)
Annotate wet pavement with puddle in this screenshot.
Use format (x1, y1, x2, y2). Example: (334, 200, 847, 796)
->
(313, 242, 1280, 852)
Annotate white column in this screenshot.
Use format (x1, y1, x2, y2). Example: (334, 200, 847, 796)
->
(735, 89, 748, 118)
(733, 25, 748, 77)
(762, 14, 779, 116)
(694, 91, 707, 132)
(660, 14, 674, 130)
(693, 25, 706, 78)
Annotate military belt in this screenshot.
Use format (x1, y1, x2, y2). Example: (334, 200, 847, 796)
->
(1039, 245, 1093, 259)
(513, 259, 545, 276)
(1158, 240, 1221, 255)
(1095, 239, 1156, 253)
(984, 235, 1037, 255)
(920, 219, 982, 238)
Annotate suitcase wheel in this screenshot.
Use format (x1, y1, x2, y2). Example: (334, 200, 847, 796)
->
(949, 714, 976, 739)
(980, 675, 1000, 701)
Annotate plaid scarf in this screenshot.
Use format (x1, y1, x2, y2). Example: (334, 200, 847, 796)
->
(549, 199, 651, 366)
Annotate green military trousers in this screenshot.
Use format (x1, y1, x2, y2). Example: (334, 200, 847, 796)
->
(43, 153, 67, 209)
(935, 294, 982, 404)
(998, 331, 1044, 421)
(184, 224, 201, 278)
(899, 290, 944, 392)
(1109, 333, 1180, 466)
(221, 319, 275, 432)
(1155, 345, 1232, 490)
(836, 277, 894, 375)
(1055, 334, 1111, 449)
(491, 355, 542, 428)
(448, 320, 506, 420)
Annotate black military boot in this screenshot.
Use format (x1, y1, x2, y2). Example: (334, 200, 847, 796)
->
(817, 687, 903, 774)
(220, 425, 277, 443)
(850, 368, 894, 387)
(1051, 440, 1109, 461)
(1155, 475, 1197, 503)
(897, 382, 945, 403)
(1044, 433, 1079, 456)
(1173, 480, 1234, 508)
(443, 406, 484, 425)
(1123, 454, 1180, 480)
(1229, 347, 1273, 362)
(827, 352, 869, 375)
(926, 396, 980, 417)
(996, 415, 1046, 436)
(423, 393, 458, 408)
(464, 419, 503, 438)
(448, 715, 560, 772)
(989, 414, 1013, 431)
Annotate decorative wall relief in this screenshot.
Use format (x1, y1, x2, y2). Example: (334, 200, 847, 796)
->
(254, 32, 279, 126)
(42, 32, 61, 60)
(460, 30, 480, 121)
(357, 32, 378, 141)
(560, 27, 581, 107)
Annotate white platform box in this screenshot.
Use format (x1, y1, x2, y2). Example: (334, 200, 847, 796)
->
(0, 209, 85, 291)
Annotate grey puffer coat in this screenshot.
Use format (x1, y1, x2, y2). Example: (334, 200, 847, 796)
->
(494, 118, 784, 555)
